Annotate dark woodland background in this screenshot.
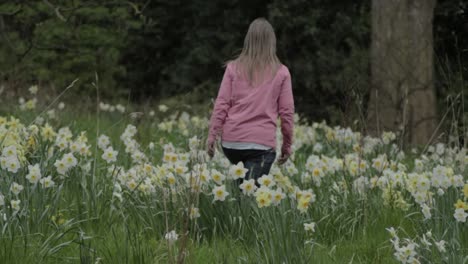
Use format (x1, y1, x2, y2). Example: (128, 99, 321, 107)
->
(0, 0, 467, 137)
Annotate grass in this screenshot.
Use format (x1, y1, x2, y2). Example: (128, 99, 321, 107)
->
(0, 96, 466, 264)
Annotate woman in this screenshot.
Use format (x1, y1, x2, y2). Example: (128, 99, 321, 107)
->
(207, 18, 294, 182)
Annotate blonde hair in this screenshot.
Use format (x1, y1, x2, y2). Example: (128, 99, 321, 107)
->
(231, 18, 281, 86)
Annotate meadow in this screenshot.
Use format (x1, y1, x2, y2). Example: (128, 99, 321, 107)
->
(0, 88, 467, 264)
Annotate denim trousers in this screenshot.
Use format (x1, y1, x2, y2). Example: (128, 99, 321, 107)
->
(222, 147, 276, 182)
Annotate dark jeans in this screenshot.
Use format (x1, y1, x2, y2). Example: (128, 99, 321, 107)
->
(222, 147, 276, 183)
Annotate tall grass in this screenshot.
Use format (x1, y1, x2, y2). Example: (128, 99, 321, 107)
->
(0, 93, 466, 264)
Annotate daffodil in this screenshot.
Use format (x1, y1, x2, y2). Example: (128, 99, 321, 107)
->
(115, 104, 125, 113)
(163, 152, 174, 163)
(63, 153, 78, 168)
(239, 179, 257, 196)
(2, 145, 17, 157)
(258, 174, 276, 188)
(166, 173, 176, 185)
(188, 136, 199, 150)
(102, 147, 118, 163)
(454, 208, 468, 222)
(304, 222, 316, 232)
(10, 182, 24, 195)
(454, 199, 468, 210)
(272, 189, 285, 205)
(54, 159, 68, 175)
(127, 179, 138, 191)
(386, 227, 397, 238)
(41, 123, 56, 141)
(29, 85, 39, 94)
(421, 204, 431, 220)
(98, 134, 110, 150)
(256, 192, 272, 208)
(189, 206, 200, 219)
(2, 156, 21, 173)
(164, 230, 178, 244)
(212, 185, 229, 202)
(297, 196, 311, 213)
(229, 162, 248, 180)
(26, 164, 42, 184)
(434, 240, 446, 253)
(40, 176, 55, 188)
(158, 104, 168, 112)
(211, 169, 225, 185)
(10, 199, 20, 211)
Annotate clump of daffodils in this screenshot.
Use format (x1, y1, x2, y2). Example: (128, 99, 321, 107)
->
(164, 230, 178, 244)
(255, 186, 273, 208)
(26, 164, 42, 184)
(1, 145, 21, 173)
(295, 188, 316, 214)
(453, 199, 468, 222)
(54, 153, 78, 175)
(382, 187, 410, 211)
(99, 102, 126, 113)
(387, 228, 447, 264)
(18, 85, 39, 111)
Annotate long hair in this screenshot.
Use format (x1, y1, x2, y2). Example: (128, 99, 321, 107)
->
(230, 18, 281, 86)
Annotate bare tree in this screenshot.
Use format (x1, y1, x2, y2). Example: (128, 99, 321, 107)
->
(368, 0, 438, 146)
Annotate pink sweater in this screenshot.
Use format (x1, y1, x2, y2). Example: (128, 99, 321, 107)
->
(208, 63, 294, 155)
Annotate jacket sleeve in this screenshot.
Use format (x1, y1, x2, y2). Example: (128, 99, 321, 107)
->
(208, 64, 233, 145)
(278, 69, 294, 156)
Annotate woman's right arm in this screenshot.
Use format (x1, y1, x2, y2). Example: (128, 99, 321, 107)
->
(208, 64, 233, 147)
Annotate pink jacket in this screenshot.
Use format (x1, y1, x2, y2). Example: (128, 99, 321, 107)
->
(208, 62, 294, 155)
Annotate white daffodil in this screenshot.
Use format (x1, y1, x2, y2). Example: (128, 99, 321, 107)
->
(258, 174, 276, 188)
(229, 162, 248, 180)
(102, 146, 118, 163)
(454, 208, 468, 223)
(63, 153, 78, 168)
(26, 163, 42, 184)
(10, 199, 21, 211)
(98, 134, 110, 150)
(40, 176, 55, 188)
(304, 222, 316, 232)
(212, 185, 229, 202)
(10, 182, 24, 195)
(164, 230, 178, 244)
(189, 206, 200, 219)
(239, 179, 257, 196)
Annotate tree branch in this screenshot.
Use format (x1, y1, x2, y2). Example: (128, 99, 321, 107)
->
(42, 0, 67, 21)
(0, 4, 23, 16)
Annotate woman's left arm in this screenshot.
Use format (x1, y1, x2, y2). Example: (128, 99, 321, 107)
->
(208, 64, 233, 148)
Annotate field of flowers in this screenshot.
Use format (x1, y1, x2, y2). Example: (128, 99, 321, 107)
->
(0, 87, 467, 263)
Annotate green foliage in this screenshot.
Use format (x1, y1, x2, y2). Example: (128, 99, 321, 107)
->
(0, 1, 138, 97)
(1, 99, 467, 263)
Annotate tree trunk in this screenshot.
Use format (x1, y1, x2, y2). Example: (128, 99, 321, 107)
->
(367, 0, 438, 146)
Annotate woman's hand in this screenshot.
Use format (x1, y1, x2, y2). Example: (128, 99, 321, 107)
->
(277, 152, 290, 165)
(206, 140, 215, 159)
